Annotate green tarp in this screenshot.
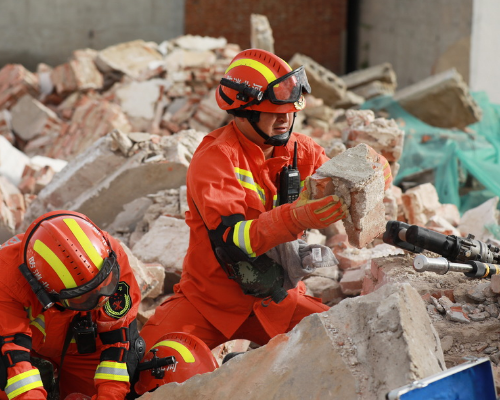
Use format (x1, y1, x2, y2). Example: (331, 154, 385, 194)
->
(361, 91, 500, 214)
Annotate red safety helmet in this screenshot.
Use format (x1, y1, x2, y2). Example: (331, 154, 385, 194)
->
(21, 210, 120, 311)
(216, 48, 310, 114)
(134, 332, 219, 395)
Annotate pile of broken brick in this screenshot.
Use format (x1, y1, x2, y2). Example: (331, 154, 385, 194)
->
(0, 35, 498, 346)
(0, 34, 496, 315)
(3, 34, 500, 397)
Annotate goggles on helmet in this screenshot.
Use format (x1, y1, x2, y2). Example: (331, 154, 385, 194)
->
(219, 66, 310, 108)
(54, 251, 120, 311)
(265, 66, 311, 105)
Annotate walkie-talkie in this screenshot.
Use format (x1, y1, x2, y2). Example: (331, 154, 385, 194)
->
(279, 142, 301, 205)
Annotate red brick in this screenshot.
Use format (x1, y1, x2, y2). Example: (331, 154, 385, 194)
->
(185, 0, 348, 75)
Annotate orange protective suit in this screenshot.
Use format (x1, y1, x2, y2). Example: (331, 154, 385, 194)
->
(0, 233, 141, 400)
(140, 120, 330, 351)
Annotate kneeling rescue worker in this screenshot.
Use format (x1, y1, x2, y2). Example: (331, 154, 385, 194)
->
(0, 210, 145, 400)
(140, 48, 393, 353)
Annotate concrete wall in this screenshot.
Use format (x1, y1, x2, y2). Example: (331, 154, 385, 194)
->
(357, 0, 473, 89)
(470, 0, 500, 104)
(0, 0, 185, 71)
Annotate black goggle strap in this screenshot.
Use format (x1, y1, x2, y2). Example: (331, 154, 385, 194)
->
(227, 109, 261, 123)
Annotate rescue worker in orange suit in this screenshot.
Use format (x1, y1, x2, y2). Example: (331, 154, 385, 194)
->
(0, 210, 145, 400)
(140, 49, 393, 352)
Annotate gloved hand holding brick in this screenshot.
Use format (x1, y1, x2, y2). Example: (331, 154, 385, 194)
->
(309, 143, 389, 248)
(289, 182, 348, 230)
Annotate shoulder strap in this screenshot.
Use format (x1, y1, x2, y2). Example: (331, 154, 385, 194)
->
(52, 313, 80, 398)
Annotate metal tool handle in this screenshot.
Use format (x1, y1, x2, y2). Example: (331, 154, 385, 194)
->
(413, 255, 474, 275)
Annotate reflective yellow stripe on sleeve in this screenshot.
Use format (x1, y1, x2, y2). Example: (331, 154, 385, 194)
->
(25, 307, 46, 338)
(273, 194, 279, 209)
(233, 220, 256, 258)
(94, 361, 129, 382)
(5, 369, 44, 399)
(234, 167, 266, 205)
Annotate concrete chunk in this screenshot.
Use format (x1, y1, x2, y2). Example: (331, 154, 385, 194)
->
(310, 143, 387, 248)
(341, 63, 397, 100)
(250, 14, 274, 53)
(341, 62, 397, 90)
(0, 64, 39, 110)
(43, 96, 131, 160)
(394, 68, 482, 129)
(114, 78, 172, 132)
(51, 49, 104, 94)
(190, 88, 229, 131)
(21, 129, 205, 230)
(343, 109, 405, 162)
(289, 53, 346, 106)
(458, 196, 500, 242)
(119, 240, 158, 298)
(169, 35, 228, 52)
(132, 215, 190, 283)
(143, 283, 444, 400)
(351, 80, 396, 100)
(0, 109, 13, 143)
(0, 135, 30, 186)
(10, 95, 64, 142)
(401, 183, 442, 226)
(95, 40, 163, 81)
(0, 176, 25, 242)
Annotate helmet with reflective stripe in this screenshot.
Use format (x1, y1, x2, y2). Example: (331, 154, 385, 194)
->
(216, 48, 309, 114)
(134, 332, 218, 395)
(21, 210, 119, 310)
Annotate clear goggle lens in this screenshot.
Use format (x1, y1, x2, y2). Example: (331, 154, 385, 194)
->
(266, 66, 311, 104)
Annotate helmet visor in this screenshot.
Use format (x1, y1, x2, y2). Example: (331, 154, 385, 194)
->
(266, 66, 311, 105)
(57, 252, 120, 311)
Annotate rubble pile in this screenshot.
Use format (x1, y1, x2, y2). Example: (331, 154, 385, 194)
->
(142, 283, 445, 400)
(1, 30, 500, 398)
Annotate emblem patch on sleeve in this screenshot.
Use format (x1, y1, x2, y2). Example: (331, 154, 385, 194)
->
(104, 282, 132, 319)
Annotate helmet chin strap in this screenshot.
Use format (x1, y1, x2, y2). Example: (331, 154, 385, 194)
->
(248, 112, 296, 147)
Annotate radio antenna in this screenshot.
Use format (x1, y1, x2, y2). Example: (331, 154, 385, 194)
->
(292, 141, 298, 169)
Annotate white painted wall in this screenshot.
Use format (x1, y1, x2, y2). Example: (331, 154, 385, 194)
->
(470, 0, 500, 104)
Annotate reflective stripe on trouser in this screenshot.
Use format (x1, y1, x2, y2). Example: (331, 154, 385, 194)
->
(5, 369, 44, 399)
(94, 361, 129, 382)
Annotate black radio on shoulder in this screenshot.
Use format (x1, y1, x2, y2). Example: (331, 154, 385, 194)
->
(278, 141, 301, 205)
